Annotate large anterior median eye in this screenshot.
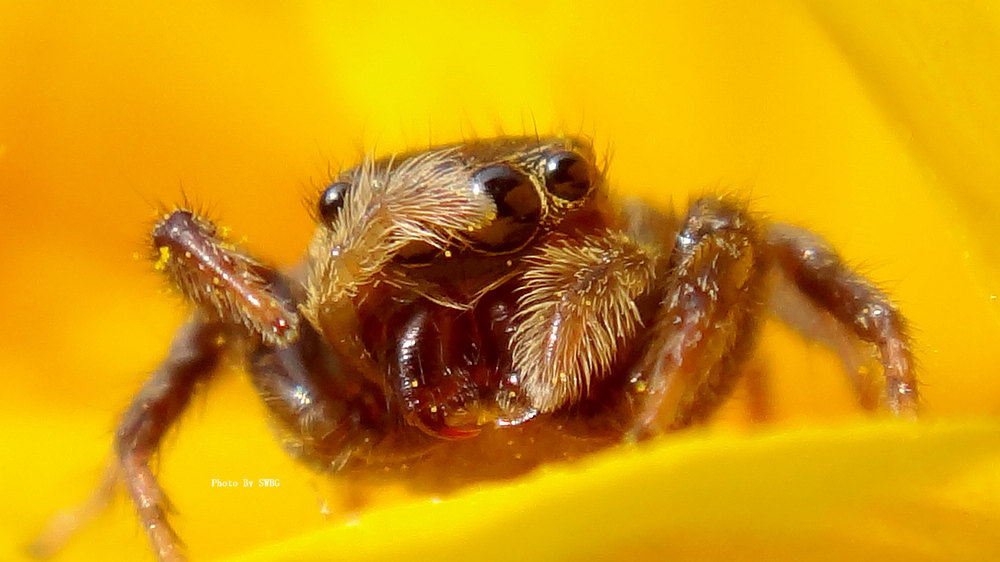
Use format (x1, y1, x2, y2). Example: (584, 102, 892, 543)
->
(544, 150, 592, 201)
(468, 163, 541, 251)
(318, 181, 350, 225)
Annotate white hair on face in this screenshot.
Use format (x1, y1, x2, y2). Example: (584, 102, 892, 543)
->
(305, 146, 498, 317)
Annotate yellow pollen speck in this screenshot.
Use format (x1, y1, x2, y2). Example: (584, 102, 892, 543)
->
(444, 250, 453, 258)
(634, 380, 648, 393)
(411, 380, 419, 388)
(132, 252, 140, 260)
(154, 246, 171, 271)
(184, 251, 192, 259)
(506, 260, 513, 267)
(214, 335, 226, 346)
(212, 277, 220, 285)
(219, 226, 231, 239)
(429, 405, 438, 413)
(558, 372, 568, 381)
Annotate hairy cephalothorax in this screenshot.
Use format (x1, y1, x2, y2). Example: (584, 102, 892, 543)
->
(33, 136, 917, 562)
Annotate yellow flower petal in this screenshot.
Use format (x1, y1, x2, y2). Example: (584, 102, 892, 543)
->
(229, 420, 1000, 562)
(2, 2, 998, 561)
(808, 1, 1000, 295)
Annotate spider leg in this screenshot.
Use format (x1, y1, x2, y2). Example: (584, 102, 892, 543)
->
(627, 197, 769, 438)
(765, 223, 918, 416)
(155, 208, 424, 470)
(27, 460, 119, 558)
(115, 317, 225, 562)
(106, 208, 304, 561)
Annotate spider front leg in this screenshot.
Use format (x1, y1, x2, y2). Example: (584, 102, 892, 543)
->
(29, 317, 227, 562)
(115, 317, 226, 562)
(145, 210, 415, 521)
(113, 208, 306, 561)
(627, 197, 770, 438)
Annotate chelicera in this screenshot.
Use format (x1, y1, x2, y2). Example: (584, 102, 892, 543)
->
(37, 136, 917, 561)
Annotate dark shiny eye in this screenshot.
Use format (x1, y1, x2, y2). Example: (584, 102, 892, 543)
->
(544, 151, 592, 201)
(472, 164, 540, 220)
(318, 181, 350, 224)
(469, 163, 541, 251)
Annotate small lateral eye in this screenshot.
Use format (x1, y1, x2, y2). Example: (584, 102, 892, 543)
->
(544, 150, 592, 201)
(318, 181, 350, 224)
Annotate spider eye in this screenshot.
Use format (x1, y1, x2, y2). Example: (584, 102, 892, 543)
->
(318, 181, 350, 224)
(469, 163, 541, 251)
(472, 164, 539, 220)
(544, 150, 592, 201)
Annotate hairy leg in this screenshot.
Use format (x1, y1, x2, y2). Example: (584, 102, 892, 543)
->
(628, 197, 769, 438)
(107, 208, 301, 561)
(115, 318, 225, 562)
(154, 208, 426, 470)
(766, 223, 918, 416)
(28, 460, 119, 558)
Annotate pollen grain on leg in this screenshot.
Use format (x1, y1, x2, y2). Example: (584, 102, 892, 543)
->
(151, 209, 300, 345)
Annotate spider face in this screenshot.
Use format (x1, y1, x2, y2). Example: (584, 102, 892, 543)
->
(35, 136, 917, 562)
(303, 137, 601, 321)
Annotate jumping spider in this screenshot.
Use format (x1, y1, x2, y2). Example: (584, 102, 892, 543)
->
(41, 136, 917, 561)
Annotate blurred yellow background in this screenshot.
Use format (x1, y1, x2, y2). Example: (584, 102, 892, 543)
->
(2, 1, 999, 560)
